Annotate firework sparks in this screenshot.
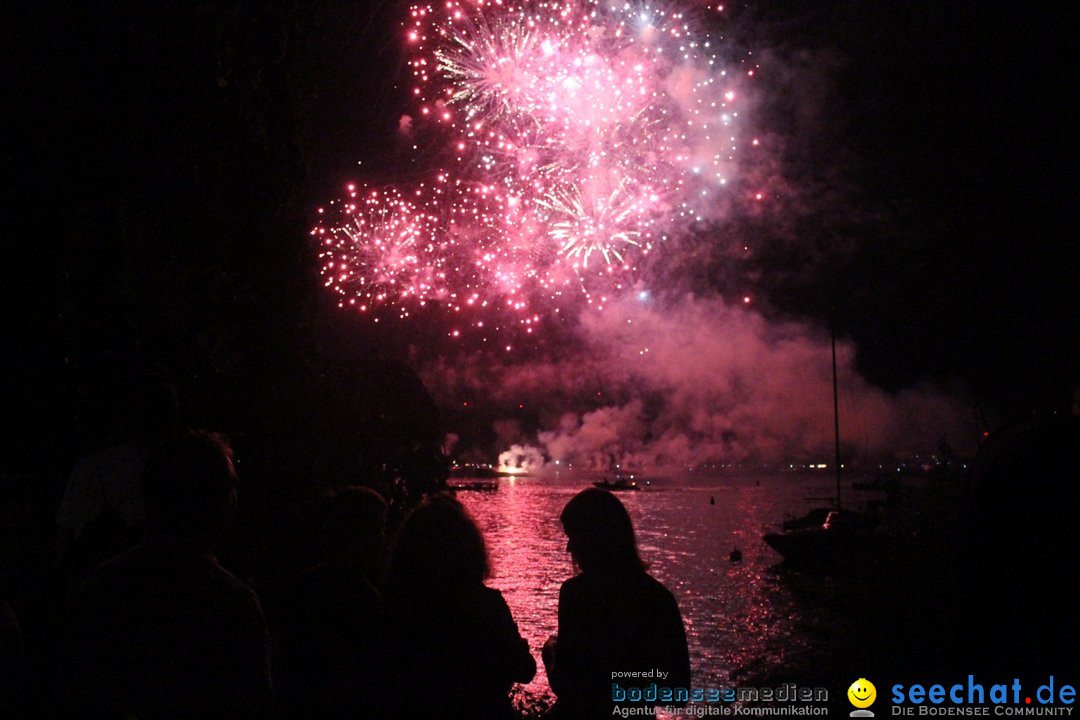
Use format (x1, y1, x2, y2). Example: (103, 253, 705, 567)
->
(540, 181, 645, 268)
(314, 0, 749, 334)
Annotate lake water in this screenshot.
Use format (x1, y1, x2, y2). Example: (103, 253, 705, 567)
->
(457, 471, 854, 710)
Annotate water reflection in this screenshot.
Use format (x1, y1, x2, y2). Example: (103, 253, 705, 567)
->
(459, 473, 844, 706)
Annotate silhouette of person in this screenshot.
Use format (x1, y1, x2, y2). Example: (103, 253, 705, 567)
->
(63, 430, 272, 719)
(544, 488, 690, 719)
(276, 485, 388, 719)
(56, 375, 178, 586)
(383, 494, 535, 720)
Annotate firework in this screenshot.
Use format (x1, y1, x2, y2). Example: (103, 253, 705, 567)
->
(314, 0, 749, 333)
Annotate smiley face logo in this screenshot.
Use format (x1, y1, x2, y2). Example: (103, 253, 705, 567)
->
(848, 678, 877, 709)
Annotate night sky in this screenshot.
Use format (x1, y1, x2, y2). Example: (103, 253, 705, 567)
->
(3, 1, 1077, 471)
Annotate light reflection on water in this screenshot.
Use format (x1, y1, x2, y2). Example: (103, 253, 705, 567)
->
(458, 472, 845, 706)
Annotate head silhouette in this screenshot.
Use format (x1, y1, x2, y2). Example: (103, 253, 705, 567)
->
(317, 485, 388, 575)
(560, 488, 644, 574)
(140, 430, 237, 546)
(386, 494, 489, 596)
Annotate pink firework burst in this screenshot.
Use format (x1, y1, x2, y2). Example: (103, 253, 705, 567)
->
(314, 0, 749, 335)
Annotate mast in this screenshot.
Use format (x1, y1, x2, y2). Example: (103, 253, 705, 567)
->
(831, 313, 842, 510)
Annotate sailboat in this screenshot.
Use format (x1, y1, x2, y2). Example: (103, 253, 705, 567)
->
(762, 506, 874, 565)
(762, 317, 877, 566)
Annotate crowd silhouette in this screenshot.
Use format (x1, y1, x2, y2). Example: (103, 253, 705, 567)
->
(1, 415, 692, 719)
(3, 403, 1079, 718)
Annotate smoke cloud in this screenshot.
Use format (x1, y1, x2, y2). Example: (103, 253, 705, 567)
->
(497, 444, 547, 474)
(422, 295, 970, 471)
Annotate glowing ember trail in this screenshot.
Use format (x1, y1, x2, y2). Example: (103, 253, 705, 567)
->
(313, 0, 751, 336)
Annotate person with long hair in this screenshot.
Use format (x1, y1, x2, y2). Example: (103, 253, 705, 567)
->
(543, 488, 690, 719)
(383, 494, 535, 719)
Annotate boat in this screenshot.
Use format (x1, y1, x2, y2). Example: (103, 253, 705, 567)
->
(762, 315, 874, 567)
(763, 509, 875, 566)
(446, 462, 519, 491)
(447, 478, 500, 492)
(781, 507, 832, 531)
(593, 473, 642, 491)
(449, 463, 503, 479)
